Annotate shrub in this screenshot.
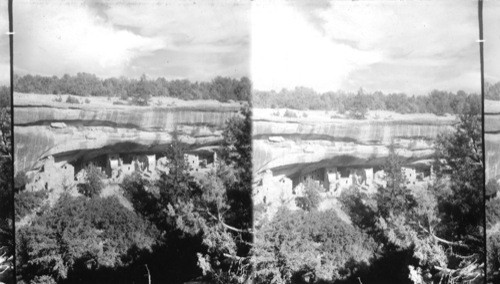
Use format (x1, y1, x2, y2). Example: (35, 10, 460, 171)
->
(120, 92, 129, 100)
(254, 207, 376, 283)
(348, 107, 367, 120)
(488, 232, 500, 283)
(14, 190, 48, 221)
(84, 98, 90, 104)
(131, 94, 150, 106)
(30, 275, 57, 284)
(295, 178, 322, 211)
(14, 171, 28, 191)
(77, 164, 105, 198)
(121, 173, 158, 218)
(283, 109, 298, 118)
(16, 195, 158, 283)
(487, 178, 500, 198)
(487, 198, 500, 228)
(65, 95, 80, 104)
(339, 185, 378, 232)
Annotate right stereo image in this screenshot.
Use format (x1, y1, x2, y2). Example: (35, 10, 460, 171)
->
(252, 1, 490, 284)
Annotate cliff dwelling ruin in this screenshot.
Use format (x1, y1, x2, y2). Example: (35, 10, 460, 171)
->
(255, 162, 434, 209)
(24, 148, 219, 194)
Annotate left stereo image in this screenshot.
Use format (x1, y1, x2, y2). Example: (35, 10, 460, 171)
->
(11, 1, 252, 283)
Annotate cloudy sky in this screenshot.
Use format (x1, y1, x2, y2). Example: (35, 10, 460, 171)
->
(485, 0, 500, 85)
(252, 0, 500, 95)
(14, 0, 250, 81)
(0, 1, 9, 85)
(8, 0, 500, 94)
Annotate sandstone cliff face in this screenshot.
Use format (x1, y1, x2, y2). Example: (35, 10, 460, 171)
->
(14, 93, 240, 173)
(253, 109, 455, 177)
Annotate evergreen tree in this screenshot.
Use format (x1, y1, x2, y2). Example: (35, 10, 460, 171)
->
(375, 111, 484, 283)
(16, 195, 158, 284)
(0, 105, 12, 284)
(121, 110, 253, 283)
(295, 178, 322, 212)
(77, 164, 105, 198)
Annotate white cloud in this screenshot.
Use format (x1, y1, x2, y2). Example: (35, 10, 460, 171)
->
(13, 0, 250, 80)
(252, 0, 482, 94)
(12, 0, 491, 91)
(0, 0, 9, 85)
(14, 1, 165, 78)
(104, 1, 250, 79)
(106, 2, 250, 50)
(251, 0, 381, 92)
(485, 0, 500, 82)
(320, 1, 477, 56)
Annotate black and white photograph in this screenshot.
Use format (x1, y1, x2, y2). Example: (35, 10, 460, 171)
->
(12, 1, 251, 283)
(252, 1, 485, 283)
(0, 0, 497, 284)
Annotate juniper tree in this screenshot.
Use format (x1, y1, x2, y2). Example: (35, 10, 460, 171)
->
(78, 164, 105, 198)
(122, 107, 253, 283)
(377, 111, 484, 283)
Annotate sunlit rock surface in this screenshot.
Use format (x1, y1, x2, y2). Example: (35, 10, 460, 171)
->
(252, 108, 455, 222)
(14, 93, 241, 173)
(253, 108, 455, 177)
(486, 99, 500, 180)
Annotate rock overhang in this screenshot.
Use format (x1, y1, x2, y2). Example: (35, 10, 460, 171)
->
(14, 93, 242, 173)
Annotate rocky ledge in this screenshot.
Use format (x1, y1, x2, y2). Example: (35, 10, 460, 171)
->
(14, 93, 241, 173)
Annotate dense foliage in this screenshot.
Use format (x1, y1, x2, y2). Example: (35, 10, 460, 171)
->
(14, 106, 252, 283)
(488, 232, 500, 283)
(487, 199, 500, 228)
(251, 92, 484, 283)
(13, 171, 47, 222)
(330, 105, 484, 284)
(0, 86, 13, 284)
(16, 195, 158, 284)
(14, 190, 47, 221)
(487, 179, 500, 282)
(219, 106, 253, 245)
(0, 86, 10, 107)
(252, 207, 377, 283)
(376, 111, 483, 283)
(118, 107, 252, 283)
(295, 178, 322, 212)
(254, 86, 481, 116)
(485, 82, 500, 100)
(434, 111, 483, 240)
(486, 179, 500, 199)
(14, 73, 251, 102)
(65, 95, 80, 104)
